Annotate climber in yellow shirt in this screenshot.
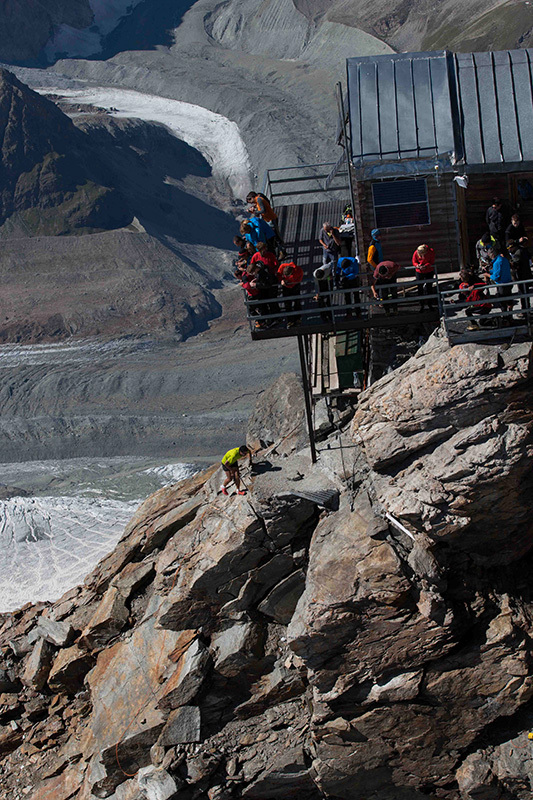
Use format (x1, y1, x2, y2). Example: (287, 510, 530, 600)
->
(220, 445, 252, 495)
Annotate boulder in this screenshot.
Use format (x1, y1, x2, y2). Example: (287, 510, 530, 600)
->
(352, 336, 533, 565)
(47, 644, 93, 693)
(83, 603, 185, 794)
(79, 586, 129, 651)
(158, 705, 201, 745)
(211, 622, 264, 677)
(156, 499, 270, 630)
(137, 766, 179, 800)
(257, 570, 306, 624)
(22, 638, 55, 691)
(157, 638, 210, 710)
(29, 617, 74, 648)
(247, 372, 307, 455)
(241, 745, 321, 799)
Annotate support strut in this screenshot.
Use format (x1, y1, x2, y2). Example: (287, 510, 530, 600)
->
(297, 334, 317, 463)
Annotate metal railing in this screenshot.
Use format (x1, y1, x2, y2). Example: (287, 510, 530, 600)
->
(263, 163, 350, 205)
(243, 273, 439, 334)
(440, 278, 533, 342)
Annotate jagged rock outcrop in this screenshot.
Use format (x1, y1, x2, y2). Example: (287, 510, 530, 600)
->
(0, 0, 93, 64)
(0, 68, 130, 235)
(0, 334, 533, 800)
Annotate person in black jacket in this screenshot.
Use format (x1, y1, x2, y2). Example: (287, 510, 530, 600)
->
(486, 197, 507, 250)
(507, 239, 532, 313)
(505, 213, 528, 245)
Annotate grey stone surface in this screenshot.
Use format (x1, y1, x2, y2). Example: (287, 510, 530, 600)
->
(31, 617, 73, 648)
(137, 766, 178, 800)
(22, 638, 55, 691)
(158, 705, 201, 745)
(211, 621, 263, 677)
(257, 570, 306, 625)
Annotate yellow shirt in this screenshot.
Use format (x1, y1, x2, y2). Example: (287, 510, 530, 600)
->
(367, 243, 379, 268)
(222, 447, 245, 466)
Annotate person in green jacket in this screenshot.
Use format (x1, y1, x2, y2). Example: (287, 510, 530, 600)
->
(221, 445, 252, 495)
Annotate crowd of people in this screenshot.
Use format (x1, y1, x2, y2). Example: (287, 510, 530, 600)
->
(233, 191, 532, 332)
(463, 198, 532, 330)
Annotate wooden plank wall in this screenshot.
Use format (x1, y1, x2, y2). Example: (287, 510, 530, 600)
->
(462, 172, 533, 264)
(356, 174, 460, 275)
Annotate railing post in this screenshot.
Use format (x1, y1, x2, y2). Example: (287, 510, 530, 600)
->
(297, 334, 317, 464)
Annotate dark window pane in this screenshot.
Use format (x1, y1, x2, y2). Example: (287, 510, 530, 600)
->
(372, 179, 430, 228)
(375, 202, 429, 228)
(372, 179, 427, 206)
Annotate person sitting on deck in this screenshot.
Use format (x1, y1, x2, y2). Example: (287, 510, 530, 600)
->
(367, 229, 383, 270)
(506, 213, 528, 246)
(475, 232, 495, 275)
(458, 270, 493, 331)
(220, 445, 252, 495)
(336, 256, 361, 318)
(507, 240, 532, 314)
(250, 241, 279, 278)
(412, 244, 436, 310)
(371, 261, 400, 314)
(319, 221, 342, 272)
(246, 191, 282, 243)
(483, 247, 514, 324)
(278, 261, 304, 328)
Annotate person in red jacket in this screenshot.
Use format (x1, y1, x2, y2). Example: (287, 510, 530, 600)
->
(371, 261, 400, 314)
(412, 244, 436, 310)
(250, 241, 279, 277)
(278, 261, 303, 327)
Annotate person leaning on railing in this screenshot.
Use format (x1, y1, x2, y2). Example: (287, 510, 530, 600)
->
(458, 270, 493, 331)
(371, 261, 400, 314)
(412, 244, 436, 310)
(278, 261, 303, 328)
(483, 247, 514, 324)
(507, 239, 533, 315)
(336, 256, 361, 318)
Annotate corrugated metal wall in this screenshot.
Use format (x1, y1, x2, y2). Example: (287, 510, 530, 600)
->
(357, 174, 460, 274)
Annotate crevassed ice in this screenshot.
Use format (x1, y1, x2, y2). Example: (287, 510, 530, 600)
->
(0, 496, 138, 612)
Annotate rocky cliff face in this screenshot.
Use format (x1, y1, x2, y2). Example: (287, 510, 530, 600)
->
(0, 68, 130, 236)
(0, 0, 93, 64)
(0, 332, 533, 800)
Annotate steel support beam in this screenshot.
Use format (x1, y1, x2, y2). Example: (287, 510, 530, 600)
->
(297, 334, 317, 464)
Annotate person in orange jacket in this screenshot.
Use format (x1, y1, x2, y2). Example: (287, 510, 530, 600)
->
(246, 191, 283, 244)
(278, 261, 303, 327)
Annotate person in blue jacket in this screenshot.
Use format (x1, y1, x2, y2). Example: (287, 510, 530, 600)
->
(249, 214, 277, 251)
(336, 256, 361, 317)
(484, 247, 514, 322)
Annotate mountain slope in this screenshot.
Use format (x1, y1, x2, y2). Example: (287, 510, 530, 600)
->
(0, 68, 130, 235)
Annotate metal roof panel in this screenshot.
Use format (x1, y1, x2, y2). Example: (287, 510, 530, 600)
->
(347, 48, 533, 171)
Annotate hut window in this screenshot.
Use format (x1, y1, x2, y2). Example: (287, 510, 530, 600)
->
(372, 179, 430, 228)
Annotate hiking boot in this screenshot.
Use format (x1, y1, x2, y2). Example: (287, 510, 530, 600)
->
(221, 487, 228, 495)
(467, 321, 480, 331)
(237, 490, 246, 495)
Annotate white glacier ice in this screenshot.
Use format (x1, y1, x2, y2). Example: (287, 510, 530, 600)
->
(37, 86, 252, 198)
